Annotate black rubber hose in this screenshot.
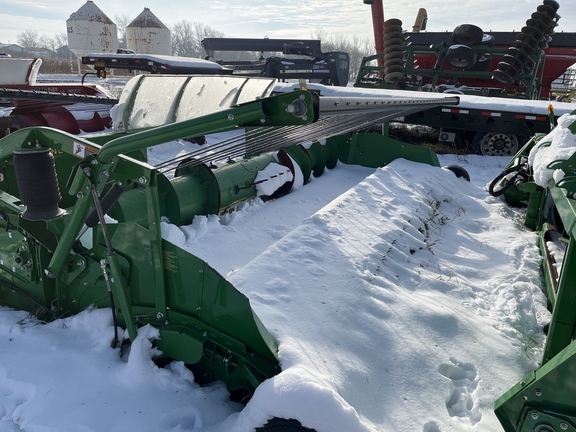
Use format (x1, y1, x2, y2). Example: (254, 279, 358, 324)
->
(488, 164, 527, 197)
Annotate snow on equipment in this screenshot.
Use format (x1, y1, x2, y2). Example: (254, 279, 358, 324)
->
(489, 106, 576, 431)
(202, 38, 350, 87)
(82, 38, 350, 87)
(0, 75, 460, 429)
(357, 0, 576, 155)
(0, 57, 117, 134)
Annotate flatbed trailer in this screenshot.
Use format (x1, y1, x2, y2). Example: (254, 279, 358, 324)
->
(398, 90, 575, 155)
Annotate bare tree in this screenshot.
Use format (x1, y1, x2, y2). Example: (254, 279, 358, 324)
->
(311, 27, 375, 80)
(115, 14, 133, 49)
(171, 20, 224, 58)
(39, 35, 59, 57)
(17, 29, 41, 50)
(54, 33, 68, 49)
(171, 21, 195, 57)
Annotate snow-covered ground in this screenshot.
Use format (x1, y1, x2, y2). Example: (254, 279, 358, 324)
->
(0, 144, 553, 431)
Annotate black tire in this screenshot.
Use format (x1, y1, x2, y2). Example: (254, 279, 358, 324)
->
(525, 18, 549, 34)
(508, 47, 531, 67)
(511, 40, 534, 56)
(502, 54, 524, 71)
(384, 71, 405, 83)
(384, 51, 404, 62)
(384, 57, 404, 68)
(543, 0, 560, 11)
(531, 11, 553, 27)
(383, 36, 404, 47)
(384, 18, 403, 28)
(384, 31, 404, 41)
(383, 44, 403, 53)
(384, 38, 404, 51)
(520, 25, 543, 41)
(538, 3, 559, 18)
(384, 65, 405, 76)
(517, 32, 539, 49)
(492, 68, 515, 85)
(444, 165, 471, 182)
(383, 47, 403, 59)
(383, 25, 403, 34)
(496, 61, 518, 76)
(451, 24, 484, 46)
(444, 44, 477, 69)
(256, 418, 316, 432)
(469, 54, 492, 71)
(480, 34, 495, 47)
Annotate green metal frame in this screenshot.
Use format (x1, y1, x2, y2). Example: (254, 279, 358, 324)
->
(494, 109, 576, 431)
(0, 90, 314, 394)
(0, 78, 456, 400)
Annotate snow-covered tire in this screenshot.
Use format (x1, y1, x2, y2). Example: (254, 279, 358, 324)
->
(451, 24, 484, 46)
(445, 165, 471, 182)
(444, 44, 477, 69)
(256, 418, 317, 431)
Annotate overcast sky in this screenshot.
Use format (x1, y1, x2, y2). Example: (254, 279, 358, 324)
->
(0, 0, 574, 47)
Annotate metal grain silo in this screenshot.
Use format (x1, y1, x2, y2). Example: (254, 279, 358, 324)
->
(126, 8, 171, 55)
(67, 0, 118, 58)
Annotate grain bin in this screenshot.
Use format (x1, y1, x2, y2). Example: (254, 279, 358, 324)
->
(126, 8, 171, 55)
(67, 0, 118, 58)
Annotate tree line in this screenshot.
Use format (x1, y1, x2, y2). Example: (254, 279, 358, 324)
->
(11, 19, 375, 79)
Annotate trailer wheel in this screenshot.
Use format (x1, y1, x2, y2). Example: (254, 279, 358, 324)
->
(451, 24, 484, 46)
(256, 418, 317, 431)
(473, 132, 519, 156)
(444, 45, 477, 69)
